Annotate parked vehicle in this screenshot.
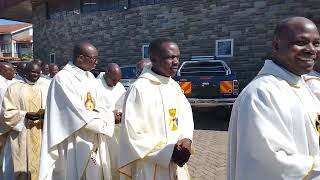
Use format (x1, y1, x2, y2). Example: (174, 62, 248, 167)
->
(176, 56, 239, 108)
(120, 65, 137, 90)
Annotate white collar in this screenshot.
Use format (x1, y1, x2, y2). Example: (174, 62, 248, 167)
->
(139, 68, 171, 84)
(309, 70, 320, 77)
(258, 60, 304, 87)
(63, 62, 93, 82)
(24, 78, 36, 85)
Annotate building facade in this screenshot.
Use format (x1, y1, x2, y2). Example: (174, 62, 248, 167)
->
(0, 23, 33, 61)
(28, 0, 320, 86)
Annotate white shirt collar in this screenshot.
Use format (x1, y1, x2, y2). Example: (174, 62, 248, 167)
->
(139, 68, 171, 84)
(63, 62, 92, 82)
(24, 78, 37, 85)
(309, 70, 320, 77)
(258, 60, 304, 87)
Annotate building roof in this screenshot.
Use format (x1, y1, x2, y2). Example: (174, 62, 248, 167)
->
(0, 23, 32, 34)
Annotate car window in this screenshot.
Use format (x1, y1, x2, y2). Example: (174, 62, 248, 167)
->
(180, 61, 226, 76)
(121, 66, 136, 79)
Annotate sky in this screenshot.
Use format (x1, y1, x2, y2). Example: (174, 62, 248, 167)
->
(0, 19, 25, 25)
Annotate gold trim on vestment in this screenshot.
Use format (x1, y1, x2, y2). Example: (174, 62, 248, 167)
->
(286, 81, 320, 136)
(286, 81, 300, 89)
(117, 140, 165, 179)
(305, 77, 320, 82)
(302, 157, 316, 180)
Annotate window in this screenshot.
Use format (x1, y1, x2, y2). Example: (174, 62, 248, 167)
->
(0, 34, 11, 41)
(19, 44, 31, 48)
(180, 61, 227, 76)
(215, 39, 234, 57)
(142, 44, 149, 59)
(50, 53, 55, 63)
(1, 44, 11, 53)
(81, 0, 119, 12)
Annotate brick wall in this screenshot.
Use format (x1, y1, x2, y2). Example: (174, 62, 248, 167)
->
(32, 0, 320, 88)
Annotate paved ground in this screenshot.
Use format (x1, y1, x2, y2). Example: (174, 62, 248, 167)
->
(187, 107, 230, 180)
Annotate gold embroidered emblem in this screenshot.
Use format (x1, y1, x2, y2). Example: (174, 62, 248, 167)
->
(169, 108, 178, 131)
(85, 92, 95, 111)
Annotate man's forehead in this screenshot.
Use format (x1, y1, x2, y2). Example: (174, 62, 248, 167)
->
(160, 42, 179, 54)
(27, 63, 40, 71)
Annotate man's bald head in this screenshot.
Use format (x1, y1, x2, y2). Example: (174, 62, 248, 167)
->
(105, 63, 121, 74)
(33, 59, 43, 66)
(73, 42, 98, 71)
(136, 58, 152, 77)
(0, 63, 15, 80)
(274, 17, 318, 40)
(272, 17, 320, 76)
(104, 63, 122, 87)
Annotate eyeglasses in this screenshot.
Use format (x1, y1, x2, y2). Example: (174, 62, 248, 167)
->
(82, 55, 98, 61)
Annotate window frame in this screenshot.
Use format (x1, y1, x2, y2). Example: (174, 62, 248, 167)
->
(50, 53, 55, 64)
(142, 44, 149, 59)
(215, 39, 234, 58)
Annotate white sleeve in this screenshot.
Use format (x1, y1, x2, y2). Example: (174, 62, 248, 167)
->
(84, 110, 115, 137)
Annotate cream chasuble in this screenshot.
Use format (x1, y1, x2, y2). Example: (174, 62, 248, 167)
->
(228, 60, 320, 180)
(1, 80, 48, 180)
(304, 71, 320, 101)
(118, 69, 194, 180)
(39, 62, 114, 180)
(96, 75, 126, 180)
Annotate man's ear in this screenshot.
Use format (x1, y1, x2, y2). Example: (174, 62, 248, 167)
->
(272, 38, 280, 53)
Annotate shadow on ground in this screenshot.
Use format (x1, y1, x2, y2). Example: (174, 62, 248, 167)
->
(193, 106, 231, 131)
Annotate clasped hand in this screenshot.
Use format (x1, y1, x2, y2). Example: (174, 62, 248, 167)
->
(25, 110, 44, 121)
(114, 111, 122, 124)
(172, 138, 192, 167)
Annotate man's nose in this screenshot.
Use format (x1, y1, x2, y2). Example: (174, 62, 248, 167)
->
(306, 43, 317, 54)
(173, 57, 179, 64)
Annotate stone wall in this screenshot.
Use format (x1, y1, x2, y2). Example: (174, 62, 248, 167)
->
(32, 0, 320, 88)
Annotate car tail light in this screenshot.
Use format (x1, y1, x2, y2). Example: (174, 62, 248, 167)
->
(179, 81, 192, 94)
(220, 81, 233, 94)
(233, 80, 239, 95)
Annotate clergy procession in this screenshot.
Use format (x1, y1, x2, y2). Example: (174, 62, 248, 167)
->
(0, 38, 194, 180)
(1, 16, 320, 180)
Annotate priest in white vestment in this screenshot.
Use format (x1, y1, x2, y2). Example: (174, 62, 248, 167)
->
(1, 62, 48, 180)
(0, 63, 16, 113)
(119, 38, 194, 180)
(96, 63, 126, 180)
(39, 42, 115, 180)
(0, 63, 16, 179)
(228, 17, 320, 180)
